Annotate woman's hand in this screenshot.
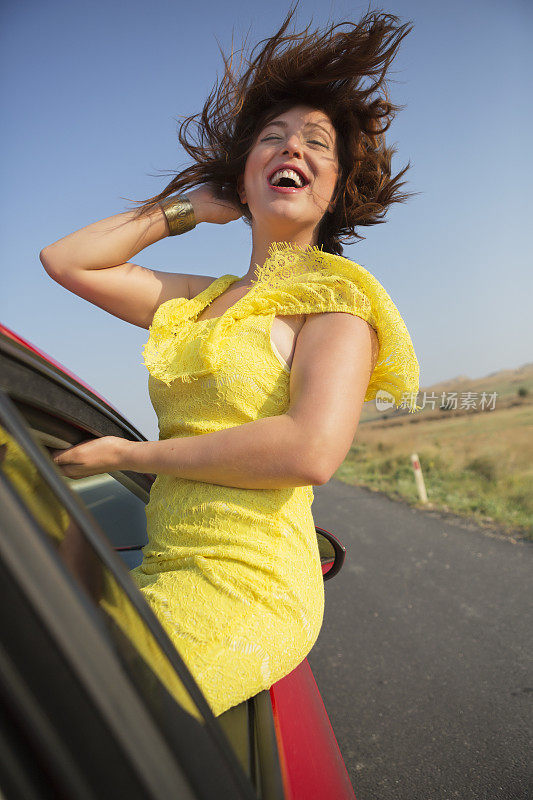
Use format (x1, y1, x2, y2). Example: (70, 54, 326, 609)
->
(50, 436, 128, 480)
(187, 183, 243, 226)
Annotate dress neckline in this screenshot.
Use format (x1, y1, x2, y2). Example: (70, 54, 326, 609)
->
(191, 274, 258, 324)
(188, 244, 326, 325)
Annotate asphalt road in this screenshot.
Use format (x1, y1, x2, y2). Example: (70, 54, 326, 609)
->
(307, 478, 532, 800)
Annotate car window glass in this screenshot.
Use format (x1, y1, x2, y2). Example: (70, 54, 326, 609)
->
(0, 422, 205, 726)
(62, 472, 148, 568)
(64, 473, 148, 547)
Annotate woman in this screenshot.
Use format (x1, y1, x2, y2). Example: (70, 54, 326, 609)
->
(43, 7, 421, 718)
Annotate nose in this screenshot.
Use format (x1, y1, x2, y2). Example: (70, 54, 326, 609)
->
(282, 132, 303, 158)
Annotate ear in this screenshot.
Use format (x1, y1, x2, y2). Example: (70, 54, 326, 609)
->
(237, 174, 247, 205)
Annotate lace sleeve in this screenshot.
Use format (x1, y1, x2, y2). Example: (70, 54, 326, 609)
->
(241, 243, 421, 413)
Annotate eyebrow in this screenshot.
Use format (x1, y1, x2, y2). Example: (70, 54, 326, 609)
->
(262, 119, 334, 142)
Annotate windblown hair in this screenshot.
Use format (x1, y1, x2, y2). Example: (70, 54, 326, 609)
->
(123, 3, 416, 255)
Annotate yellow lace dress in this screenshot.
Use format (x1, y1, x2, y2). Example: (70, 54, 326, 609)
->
(0, 243, 419, 721)
(123, 242, 420, 718)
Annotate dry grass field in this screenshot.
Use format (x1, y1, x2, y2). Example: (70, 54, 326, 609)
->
(334, 363, 533, 540)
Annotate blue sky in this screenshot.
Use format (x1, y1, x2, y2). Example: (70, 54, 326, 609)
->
(2, 0, 531, 440)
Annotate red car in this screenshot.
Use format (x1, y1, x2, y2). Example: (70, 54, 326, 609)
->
(0, 322, 356, 799)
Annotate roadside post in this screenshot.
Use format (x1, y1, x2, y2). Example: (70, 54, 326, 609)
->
(410, 453, 428, 503)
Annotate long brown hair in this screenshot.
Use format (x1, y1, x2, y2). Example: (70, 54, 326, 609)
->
(123, 3, 417, 255)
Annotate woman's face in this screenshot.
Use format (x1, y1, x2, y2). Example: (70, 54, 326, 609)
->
(237, 104, 340, 239)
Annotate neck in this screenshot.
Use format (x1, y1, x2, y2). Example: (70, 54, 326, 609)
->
(240, 220, 320, 282)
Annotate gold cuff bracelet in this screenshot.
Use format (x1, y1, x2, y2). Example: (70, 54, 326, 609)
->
(158, 194, 196, 236)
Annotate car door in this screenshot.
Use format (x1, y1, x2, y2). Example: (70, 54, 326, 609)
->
(0, 390, 265, 800)
(0, 327, 287, 799)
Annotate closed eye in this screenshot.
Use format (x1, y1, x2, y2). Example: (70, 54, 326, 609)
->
(261, 135, 327, 148)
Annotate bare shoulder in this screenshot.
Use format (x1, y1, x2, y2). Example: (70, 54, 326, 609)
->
(299, 311, 379, 373)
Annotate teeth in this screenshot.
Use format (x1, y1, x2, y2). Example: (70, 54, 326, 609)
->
(269, 168, 305, 188)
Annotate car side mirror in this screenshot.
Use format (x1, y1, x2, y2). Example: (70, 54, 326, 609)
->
(315, 527, 346, 581)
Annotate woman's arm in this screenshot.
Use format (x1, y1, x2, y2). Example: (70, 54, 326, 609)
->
(39, 185, 242, 330)
(123, 414, 321, 489)
(120, 310, 379, 489)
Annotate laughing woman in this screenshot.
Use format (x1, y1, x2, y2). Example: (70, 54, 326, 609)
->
(42, 6, 421, 718)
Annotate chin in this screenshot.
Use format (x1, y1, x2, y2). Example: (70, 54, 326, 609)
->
(263, 202, 310, 221)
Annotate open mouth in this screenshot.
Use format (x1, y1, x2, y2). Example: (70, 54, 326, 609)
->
(267, 167, 310, 193)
